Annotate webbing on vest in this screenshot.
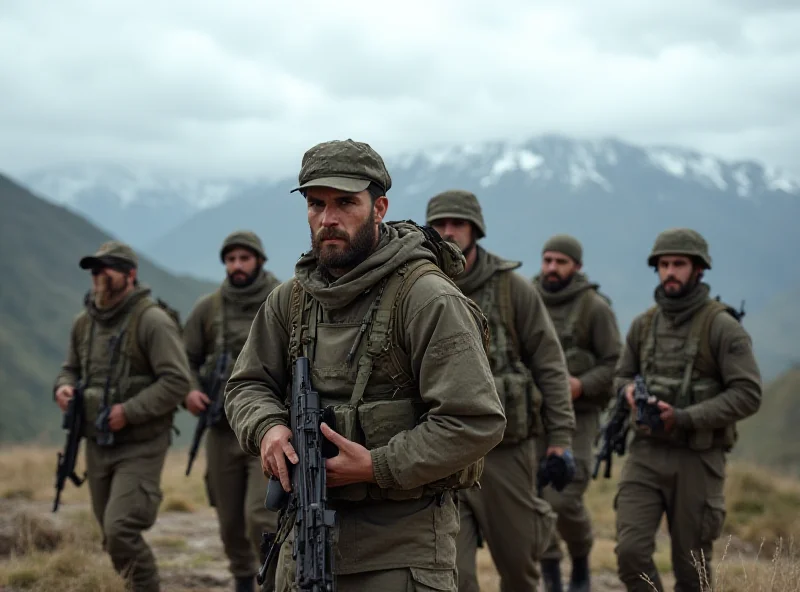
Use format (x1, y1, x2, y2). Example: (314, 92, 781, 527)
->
(639, 298, 729, 408)
(288, 259, 442, 405)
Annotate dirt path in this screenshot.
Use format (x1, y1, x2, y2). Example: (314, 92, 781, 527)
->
(1, 498, 655, 592)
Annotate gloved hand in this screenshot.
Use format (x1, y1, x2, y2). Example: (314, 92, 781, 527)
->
(536, 449, 576, 495)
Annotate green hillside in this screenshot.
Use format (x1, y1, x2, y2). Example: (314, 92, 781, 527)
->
(735, 365, 800, 472)
(0, 174, 217, 442)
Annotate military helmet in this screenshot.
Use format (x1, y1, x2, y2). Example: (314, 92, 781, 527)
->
(647, 228, 711, 269)
(425, 189, 486, 238)
(220, 230, 267, 262)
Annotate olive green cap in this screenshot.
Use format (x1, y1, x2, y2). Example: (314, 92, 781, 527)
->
(425, 189, 486, 238)
(542, 234, 583, 265)
(220, 230, 267, 262)
(647, 227, 712, 269)
(79, 240, 138, 270)
(291, 139, 392, 194)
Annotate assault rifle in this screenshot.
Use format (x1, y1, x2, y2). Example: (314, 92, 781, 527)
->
(592, 384, 631, 480)
(95, 331, 128, 447)
(592, 374, 663, 480)
(257, 356, 338, 591)
(185, 349, 232, 476)
(53, 381, 87, 512)
(633, 375, 662, 434)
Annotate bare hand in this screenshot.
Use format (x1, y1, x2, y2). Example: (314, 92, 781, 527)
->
(185, 390, 210, 416)
(656, 400, 676, 433)
(320, 422, 375, 487)
(260, 425, 298, 493)
(568, 376, 583, 400)
(55, 385, 75, 412)
(108, 404, 127, 431)
(624, 383, 635, 408)
(546, 446, 565, 458)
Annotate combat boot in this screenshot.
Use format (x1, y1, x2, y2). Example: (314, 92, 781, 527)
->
(568, 555, 590, 592)
(234, 576, 255, 592)
(541, 558, 563, 592)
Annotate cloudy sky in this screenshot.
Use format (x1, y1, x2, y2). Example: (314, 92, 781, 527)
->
(2, 0, 799, 179)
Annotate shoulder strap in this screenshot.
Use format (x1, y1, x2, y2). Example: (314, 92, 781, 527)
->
(496, 270, 519, 357)
(669, 300, 726, 407)
(638, 305, 659, 377)
(564, 289, 595, 349)
(204, 291, 224, 347)
(349, 260, 440, 406)
(693, 299, 731, 379)
(124, 297, 159, 369)
(74, 311, 95, 380)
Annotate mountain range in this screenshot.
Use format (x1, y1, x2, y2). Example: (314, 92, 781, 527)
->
(20, 134, 800, 343)
(0, 174, 216, 442)
(4, 132, 799, 444)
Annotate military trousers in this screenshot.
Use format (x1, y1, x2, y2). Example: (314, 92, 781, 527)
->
(456, 437, 557, 592)
(614, 438, 727, 592)
(538, 408, 599, 562)
(274, 529, 458, 592)
(205, 422, 278, 587)
(86, 430, 170, 592)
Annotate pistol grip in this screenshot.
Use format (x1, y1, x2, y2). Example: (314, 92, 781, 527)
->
(265, 476, 289, 512)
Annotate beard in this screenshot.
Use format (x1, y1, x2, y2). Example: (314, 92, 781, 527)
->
(311, 211, 377, 274)
(661, 275, 697, 299)
(93, 274, 127, 308)
(541, 272, 573, 292)
(227, 268, 259, 288)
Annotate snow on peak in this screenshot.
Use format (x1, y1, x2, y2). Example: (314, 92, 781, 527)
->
(23, 163, 242, 209)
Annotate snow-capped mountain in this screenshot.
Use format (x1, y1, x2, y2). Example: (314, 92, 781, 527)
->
(21, 162, 256, 246)
(17, 133, 800, 334)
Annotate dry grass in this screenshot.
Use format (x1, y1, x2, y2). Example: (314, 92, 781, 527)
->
(0, 442, 209, 510)
(1, 445, 800, 591)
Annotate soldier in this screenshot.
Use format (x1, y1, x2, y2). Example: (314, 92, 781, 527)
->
(532, 234, 622, 592)
(182, 231, 282, 592)
(53, 241, 191, 592)
(614, 228, 762, 592)
(426, 189, 577, 592)
(223, 139, 506, 592)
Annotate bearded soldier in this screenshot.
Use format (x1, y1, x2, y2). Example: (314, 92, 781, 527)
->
(224, 139, 506, 592)
(182, 231, 281, 592)
(614, 228, 762, 592)
(426, 189, 576, 592)
(53, 241, 191, 592)
(532, 234, 622, 592)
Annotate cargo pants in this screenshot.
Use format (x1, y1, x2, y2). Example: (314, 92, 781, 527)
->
(538, 409, 598, 562)
(456, 437, 557, 592)
(614, 438, 727, 592)
(86, 430, 170, 592)
(205, 422, 278, 589)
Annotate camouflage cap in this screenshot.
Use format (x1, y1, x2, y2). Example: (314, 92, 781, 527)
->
(426, 189, 486, 238)
(291, 139, 392, 195)
(648, 227, 712, 269)
(79, 240, 138, 270)
(220, 230, 267, 262)
(542, 234, 583, 265)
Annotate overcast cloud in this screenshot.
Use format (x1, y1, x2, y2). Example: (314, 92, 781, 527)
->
(1, 0, 799, 179)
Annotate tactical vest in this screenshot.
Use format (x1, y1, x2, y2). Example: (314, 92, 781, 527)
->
(638, 298, 738, 451)
(287, 259, 488, 503)
(546, 289, 611, 411)
(471, 270, 540, 445)
(75, 296, 179, 443)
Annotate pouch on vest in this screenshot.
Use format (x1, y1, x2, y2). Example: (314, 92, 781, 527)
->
(565, 349, 596, 378)
(494, 370, 538, 444)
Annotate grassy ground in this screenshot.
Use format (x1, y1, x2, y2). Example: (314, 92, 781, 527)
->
(1, 444, 800, 591)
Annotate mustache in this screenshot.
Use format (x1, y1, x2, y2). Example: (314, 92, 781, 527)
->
(317, 228, 350, 242)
